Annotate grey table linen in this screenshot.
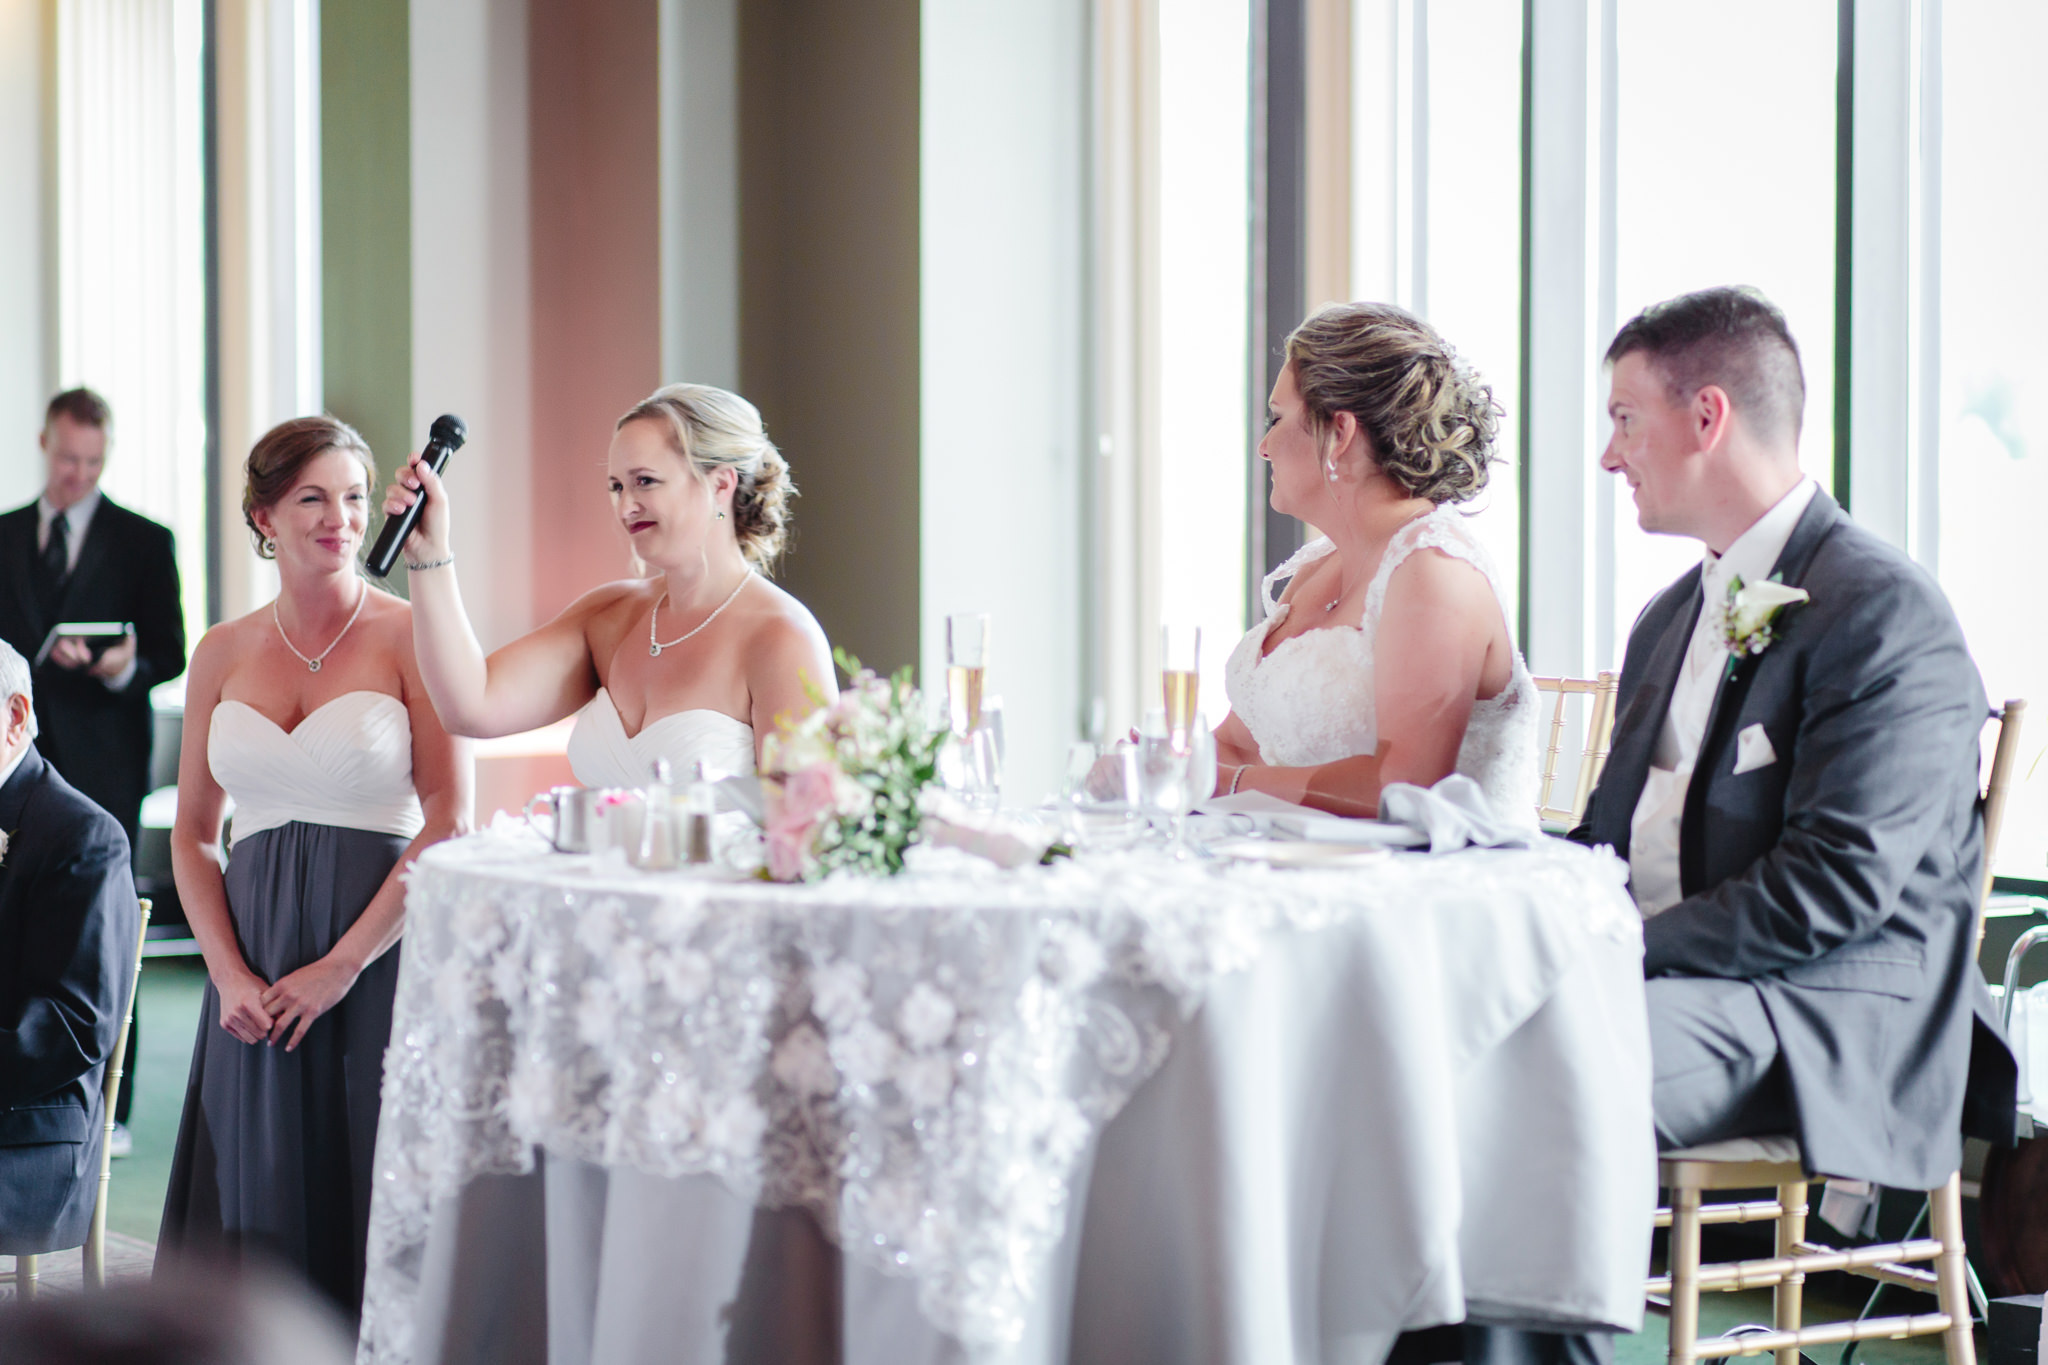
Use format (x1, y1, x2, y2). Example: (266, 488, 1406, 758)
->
(359, 826, 1653, 1365)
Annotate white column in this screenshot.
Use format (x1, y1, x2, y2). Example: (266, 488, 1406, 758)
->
(1520, 0, 1613, 678)
(1846, 0, 1940, 568)
(409, 0, 532, 647)
(923, 0, 1089, 801)
(0, 0, 51, 510)
(658, 0, 738, 391)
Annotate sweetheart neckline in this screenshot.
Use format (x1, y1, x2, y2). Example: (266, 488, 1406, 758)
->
(589, 688, 752, 745)
(215, 690, 404, 738)
(1240, 614, 1523, 709)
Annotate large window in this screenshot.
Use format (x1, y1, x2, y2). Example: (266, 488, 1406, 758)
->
(1940, 2, 2048, 882)
(1608, 0, 1837, 658)
(55, 0, 210, 653)
(1157, 0, 1253, 718)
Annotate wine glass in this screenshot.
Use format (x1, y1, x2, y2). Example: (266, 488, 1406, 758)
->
(942, 612, 999, 809)
(1136, 708, 1188, 848)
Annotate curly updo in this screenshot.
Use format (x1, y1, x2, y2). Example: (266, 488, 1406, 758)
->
(1284, 303, 1501, 504)
(242, 414, 377, 559)
(616, 383, 794, 572)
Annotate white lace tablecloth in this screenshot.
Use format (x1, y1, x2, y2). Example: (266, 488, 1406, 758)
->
(358, 825, 1653, 1365)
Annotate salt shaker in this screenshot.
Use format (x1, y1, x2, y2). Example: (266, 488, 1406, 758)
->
(684, 760, 717, 865)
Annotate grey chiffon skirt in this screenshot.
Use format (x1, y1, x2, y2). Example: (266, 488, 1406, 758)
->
(156, 821, 407, 1320)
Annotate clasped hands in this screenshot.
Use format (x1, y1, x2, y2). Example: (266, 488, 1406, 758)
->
(217, 957, 361, 1052)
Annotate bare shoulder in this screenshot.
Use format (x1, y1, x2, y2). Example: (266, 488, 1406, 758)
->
(1388, 543, 1495, 612)
(738, 578, 833, 672)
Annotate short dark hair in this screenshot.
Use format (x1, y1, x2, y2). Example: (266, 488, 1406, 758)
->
(1605, 287, 1805, 444)
(44, 387, 111, 432)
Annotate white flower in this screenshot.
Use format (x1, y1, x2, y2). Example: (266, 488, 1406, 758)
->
(830, 1019, 900, 1088)
(703, 1093, 767, 1157)
(643, 1075, 702, 1138)
(0, 828, 9, 867)
(575, 979, 620, 1047)
(659, 949, 714, 1005)
(772, 1024, 840, 1098)
(808, 961, 871, 1030)
(896, 983, 958, 1051)
(504, 1060, 555, 1136)
(574, 898, 625, 955)
(488, 953, 528, 1009)
(1038, 921, 1106, 988)
(1721, 575, 1809, 658)
(895, 1053, 954, 1110)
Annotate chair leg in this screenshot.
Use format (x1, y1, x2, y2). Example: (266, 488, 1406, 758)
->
(15, 1253, 38, 1301)
(1773, 1181, 1808, 1365)
(1928, 1173, 1976, 1365)
(1668, 1186, 1703, 1365)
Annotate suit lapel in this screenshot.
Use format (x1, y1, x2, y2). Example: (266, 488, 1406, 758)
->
(1678, 490, 1844, 892)
(1, 506, 45, 638)
(0, 744, 45, 830)
(1599, 572, 1703, 851)
(56, 497, 118, 622)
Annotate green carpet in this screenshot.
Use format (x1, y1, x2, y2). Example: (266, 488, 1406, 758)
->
(108, 956, 207, 1243)
(1619, 1279, 1963, 1365)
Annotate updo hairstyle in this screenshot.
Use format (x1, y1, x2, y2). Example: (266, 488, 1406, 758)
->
(242, 415, 377, 559)
(1284, 303, 1501, 504)
(616, 383, 794, 572)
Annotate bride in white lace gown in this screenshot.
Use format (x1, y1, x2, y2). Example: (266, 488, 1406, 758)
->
(1215, 303, 1539, 820)
(384, 384, 833, 785)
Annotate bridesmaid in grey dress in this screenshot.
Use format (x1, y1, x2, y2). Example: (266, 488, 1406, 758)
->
(156, 416, 469, 1319)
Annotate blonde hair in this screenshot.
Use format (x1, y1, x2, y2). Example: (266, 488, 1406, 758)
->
(1284, 303, 1501, 504)
(616, 383, 794, 571)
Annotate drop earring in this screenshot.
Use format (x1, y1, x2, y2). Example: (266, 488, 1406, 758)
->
(264, 537, 277, 554)
(1325, 462, 1339, 482)
(715, 509, 727, 520)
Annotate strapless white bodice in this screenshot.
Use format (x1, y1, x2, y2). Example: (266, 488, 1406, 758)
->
(566, 688, 756, 790)
(209, 691, 424, 842)
(1223, 506, 1540, 820)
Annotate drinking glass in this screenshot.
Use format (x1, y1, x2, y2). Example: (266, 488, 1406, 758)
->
(946, 612, 990, 736)
(1161, 624, 1201, 754)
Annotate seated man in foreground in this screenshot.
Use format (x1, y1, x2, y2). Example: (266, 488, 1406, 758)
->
(0, 638, 140, 1257)
(1575, 285, 2014, 1181)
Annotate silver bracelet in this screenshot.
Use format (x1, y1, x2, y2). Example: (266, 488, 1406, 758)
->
(405, 555, 456, 572)
(1229, 764, 1248, 796)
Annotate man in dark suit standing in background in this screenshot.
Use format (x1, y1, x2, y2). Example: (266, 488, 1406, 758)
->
(0, 388, 185, 1150)
(0, 638, 141, 1258)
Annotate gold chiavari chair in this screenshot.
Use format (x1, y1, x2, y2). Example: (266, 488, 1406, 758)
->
(1533, 672, 1620, 830)
(3, 898, 150, 1299)
(1650, 701, 2026, 1365)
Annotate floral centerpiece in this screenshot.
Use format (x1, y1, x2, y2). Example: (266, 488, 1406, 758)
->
(761, 651, 946, 881)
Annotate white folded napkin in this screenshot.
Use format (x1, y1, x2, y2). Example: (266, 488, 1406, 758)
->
(1195, 791, 1428, 848)
(1376, 773, 1542, 853)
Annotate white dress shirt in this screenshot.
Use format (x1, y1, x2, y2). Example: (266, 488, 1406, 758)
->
(1629, 477, 1818, 916)
(33, 488, 136, 692)
(36, 489, 100, 575)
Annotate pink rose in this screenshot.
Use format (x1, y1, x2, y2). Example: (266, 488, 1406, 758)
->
(765, 762, 841, 881)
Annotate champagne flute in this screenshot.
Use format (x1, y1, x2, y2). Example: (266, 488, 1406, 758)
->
(1161, 623, 1201, 755)
(946, 612, 990, 736)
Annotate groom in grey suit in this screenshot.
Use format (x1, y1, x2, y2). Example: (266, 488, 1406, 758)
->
(1571, 286, 2013, 1189)
(1453, 288, 2017, 1365)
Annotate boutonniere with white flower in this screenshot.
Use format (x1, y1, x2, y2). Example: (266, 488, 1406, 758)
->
(1720, 573, 1809, 663)
(0, 828, 9, 868)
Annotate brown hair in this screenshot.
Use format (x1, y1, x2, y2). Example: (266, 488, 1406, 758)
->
(1284, 303, 1501, 504)
(44, 387, 111, 431)
(242, 415, 376, 559)
(616, 383, 795, 572)
(1605, 286, 1805, 444)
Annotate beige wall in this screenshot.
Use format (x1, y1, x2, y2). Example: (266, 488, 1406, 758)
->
(528, 0, 664, 623)
(738, 0, 921, 675)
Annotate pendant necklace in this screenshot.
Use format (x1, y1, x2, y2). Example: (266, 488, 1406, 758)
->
(275, 579, 367, 673)
(651, 571, 752, 657)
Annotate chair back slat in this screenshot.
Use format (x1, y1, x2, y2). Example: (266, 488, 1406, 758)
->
(1976, 700, 2026, 948)
(1533, 672, 1620, 828)
(81, 899, 149, 1291)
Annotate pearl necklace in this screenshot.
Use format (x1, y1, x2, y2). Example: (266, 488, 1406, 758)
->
(274, 579, 368, 673)
(650, 571, 752, 657)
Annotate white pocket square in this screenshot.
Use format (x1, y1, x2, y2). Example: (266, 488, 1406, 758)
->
(1732, 723, 1778, 776)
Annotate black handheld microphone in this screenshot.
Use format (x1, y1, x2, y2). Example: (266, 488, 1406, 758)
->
(366, 414, 467, 578)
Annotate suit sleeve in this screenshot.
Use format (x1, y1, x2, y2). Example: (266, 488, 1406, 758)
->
(1641, 568, 1985, 978)
(128, 521, 186, 693)
(0, 820, 140, 1105)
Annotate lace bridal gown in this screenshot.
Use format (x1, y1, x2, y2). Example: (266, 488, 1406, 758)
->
(1224, 504, 1541, 820)
(564, 688, 756, 789)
